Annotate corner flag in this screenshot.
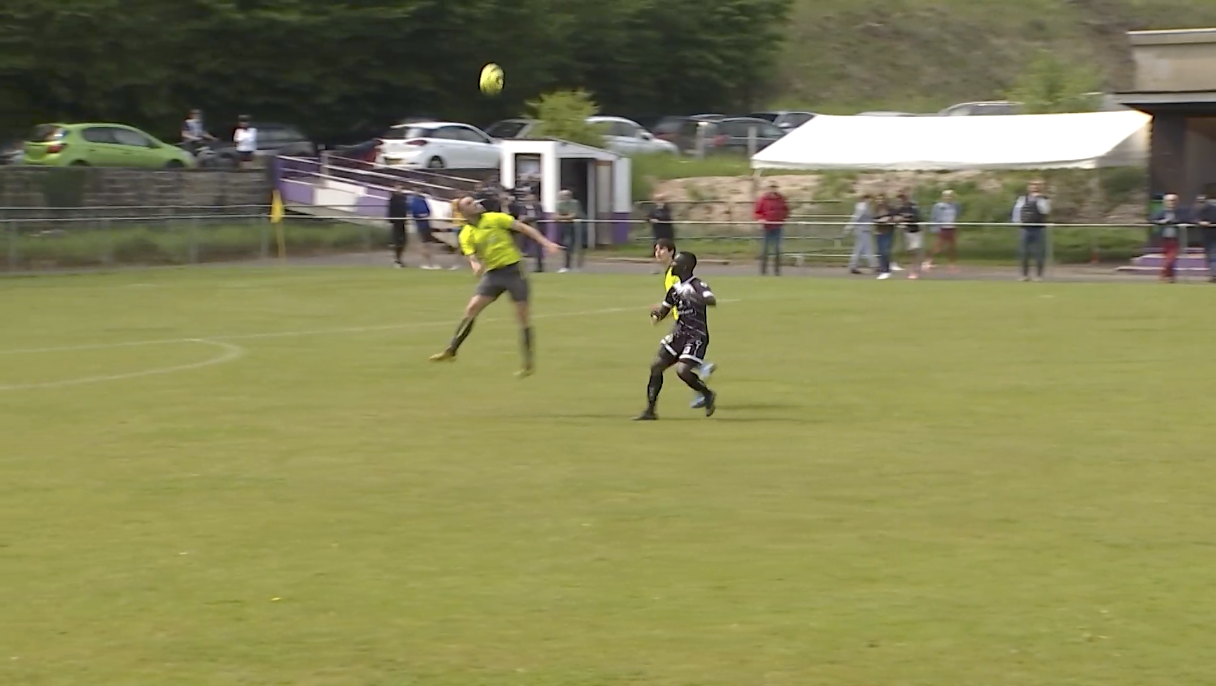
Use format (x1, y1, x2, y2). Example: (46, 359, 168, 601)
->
(270, 191, 286, 261)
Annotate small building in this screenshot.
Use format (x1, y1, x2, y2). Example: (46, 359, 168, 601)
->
(496, 139, 632, 246)
(1116, 28, 1216, 200)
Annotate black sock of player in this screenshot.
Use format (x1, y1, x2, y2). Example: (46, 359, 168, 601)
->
(677, 366, 710, 395)
(646, 371, 664, 410)
(521, 326, 533, 367)
(394, 246, 404, 262)
(448, 317, 475, 352)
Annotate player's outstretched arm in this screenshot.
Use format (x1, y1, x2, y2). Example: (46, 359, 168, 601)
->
(512, 220, 564, 254)
(698, 281, 717, 307)
(651, 302, 673, 323)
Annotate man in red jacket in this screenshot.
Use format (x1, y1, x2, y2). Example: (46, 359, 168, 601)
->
(753, 181, 790, 275)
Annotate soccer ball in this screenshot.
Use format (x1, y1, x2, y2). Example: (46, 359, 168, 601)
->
(479, 63, 504, 95)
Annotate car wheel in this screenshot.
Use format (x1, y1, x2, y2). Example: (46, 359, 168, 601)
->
(165, 160, 185, 168)
(426, 157, 445, 169)
(69, 160, 89, 167)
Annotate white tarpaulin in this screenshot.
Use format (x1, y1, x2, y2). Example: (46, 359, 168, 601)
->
(751, 111, 1151, 171)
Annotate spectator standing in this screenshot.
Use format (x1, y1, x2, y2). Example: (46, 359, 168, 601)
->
(927, 189, 960, 272)
(1151, 193, 1184, 283)
(180, 109, 213, 153)
(894, 190, 923, 279)
(648, 192, 676, 245)
(556, 189, 585, 272)
(873, 194, 897, 280)
(753, 181, 789, 276)
(1194, 195, 1216, 283)
(845, 193, 876, 274)
(387, 182, 410, 268)
(515, 192, 545, 272)
(1012, 180, 1051, 281)
(410, 190, 446, 270)
(233, 115, 258, 169)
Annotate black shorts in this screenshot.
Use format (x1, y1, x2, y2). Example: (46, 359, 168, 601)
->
(238, 151, 254, 163)
(390, 220, 407, 248)
(476, 262, 529, 303)
(659, 329, 709, 365)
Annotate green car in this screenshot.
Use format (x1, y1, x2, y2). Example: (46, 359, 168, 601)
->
(23, 123, 195, 168)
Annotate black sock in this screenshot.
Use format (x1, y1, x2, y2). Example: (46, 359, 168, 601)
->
(448, 317, 475, 352)
(646, 371, 664, 411)
(394, 246, 404, 262)
(677, 367, 711, 396)
(521, 326, 533, 367)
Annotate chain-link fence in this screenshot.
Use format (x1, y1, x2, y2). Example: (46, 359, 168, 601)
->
(0, 205, 1186, 277)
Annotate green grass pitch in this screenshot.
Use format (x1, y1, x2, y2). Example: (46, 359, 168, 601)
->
(2, 267, 1215, 685)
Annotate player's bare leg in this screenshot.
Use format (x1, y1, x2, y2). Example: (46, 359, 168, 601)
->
(430, 294, 494, 361)
(676, 361, 715, 417)
(634, 354, 674, 421)
(514, 299, 534, 377)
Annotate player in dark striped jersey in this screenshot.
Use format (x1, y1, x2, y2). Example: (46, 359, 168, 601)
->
(655, 239, 716, 408)
(635, 251, 717, 420)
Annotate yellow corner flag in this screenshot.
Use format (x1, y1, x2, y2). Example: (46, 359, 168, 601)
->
(270, 190, 286, 261)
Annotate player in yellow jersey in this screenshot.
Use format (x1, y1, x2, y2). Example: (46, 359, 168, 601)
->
(429, 196, 563, 376)
(654, 239, 716, 407)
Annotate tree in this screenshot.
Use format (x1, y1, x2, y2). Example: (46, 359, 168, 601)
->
(1006, 51, 1102, 114)
(0, 0, 795, 142)
(525, 90, 605, 147)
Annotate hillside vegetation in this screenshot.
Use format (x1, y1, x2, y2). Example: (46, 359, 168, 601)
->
(774, 0, 1216, 112)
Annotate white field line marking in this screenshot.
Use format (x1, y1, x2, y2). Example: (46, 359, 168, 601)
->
(0, 299, 741, 357)
(0, 339, 246, 392)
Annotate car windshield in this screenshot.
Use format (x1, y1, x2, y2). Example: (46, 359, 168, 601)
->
(381, 126, 432, 140)
(485, 121, 528, 138)
(28, 125, 64, 142)
(746, 112, 779, 122)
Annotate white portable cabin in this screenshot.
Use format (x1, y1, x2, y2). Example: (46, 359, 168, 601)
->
(498, 139, 632, 246)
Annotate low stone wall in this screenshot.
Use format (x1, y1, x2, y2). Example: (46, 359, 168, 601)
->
(0, 166, 271, 216)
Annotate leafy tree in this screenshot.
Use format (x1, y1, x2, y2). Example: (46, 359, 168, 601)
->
(1006, 51, 1103, 114)
(525, 90, 604, 147)
(0, 0, 794, 142)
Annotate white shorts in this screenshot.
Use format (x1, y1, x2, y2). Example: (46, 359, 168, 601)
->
(905, 231, 923, 251)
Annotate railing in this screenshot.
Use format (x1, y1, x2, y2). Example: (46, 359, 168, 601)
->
(0, 208, 1182, 275)
(278, 155, 487, 199)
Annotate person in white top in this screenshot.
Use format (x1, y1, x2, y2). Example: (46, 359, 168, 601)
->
(233, 115, 258, 168)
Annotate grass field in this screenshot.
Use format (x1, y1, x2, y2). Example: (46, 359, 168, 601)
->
(3, 266, 1216, 685)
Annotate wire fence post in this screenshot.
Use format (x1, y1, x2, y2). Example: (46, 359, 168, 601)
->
(1180, 222, 1189, 283)
(260, 219, 270, 260)
(189, 216, 200, 264)
(1045, 224, 1054, 279)
(101, 218, 113, 265)
(5, 220, 14, 272)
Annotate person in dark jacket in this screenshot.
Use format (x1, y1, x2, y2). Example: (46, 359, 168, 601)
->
(1150, 193, 1184, 283)
(894, 190, 923, 279)
(1011, 180, 1051, 281)
(1194, 195, 1216, 283)
(387, 182, 410, 267)
(648, 192, 676, 244)
(873, 194, 897, 280)
(514, 192, 545, 272)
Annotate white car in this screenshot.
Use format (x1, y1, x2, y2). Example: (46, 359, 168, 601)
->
(586, 116, 677, 155)
(376, 122, 500, 169)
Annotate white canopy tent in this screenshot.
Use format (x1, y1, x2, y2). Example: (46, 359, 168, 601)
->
(750, 111, 1151, 171)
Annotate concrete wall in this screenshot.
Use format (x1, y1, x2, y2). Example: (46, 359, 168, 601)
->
(0, 167, 270, 213)
(1130, 29, 1216, 93)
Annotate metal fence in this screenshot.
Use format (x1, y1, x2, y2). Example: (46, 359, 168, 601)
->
(0, 205, 1189, 277)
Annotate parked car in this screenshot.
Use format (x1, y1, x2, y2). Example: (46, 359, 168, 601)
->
(485, 118, 538, 140)
(653, 114, 726, 151)
(22, 123, 195, 168)
(856, 111, 918, 116)
(745, 110, 816, 131)
(938, 101, 1022, 116)
(700, 117, 786, 155)
(586, 116, 678, 155)
(375, 121, 500, 169)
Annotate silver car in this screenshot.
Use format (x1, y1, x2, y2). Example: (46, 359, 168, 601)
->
(586, 116, 678, 155)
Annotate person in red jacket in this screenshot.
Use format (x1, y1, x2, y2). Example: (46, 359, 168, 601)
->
(753, 181, 790, 275)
